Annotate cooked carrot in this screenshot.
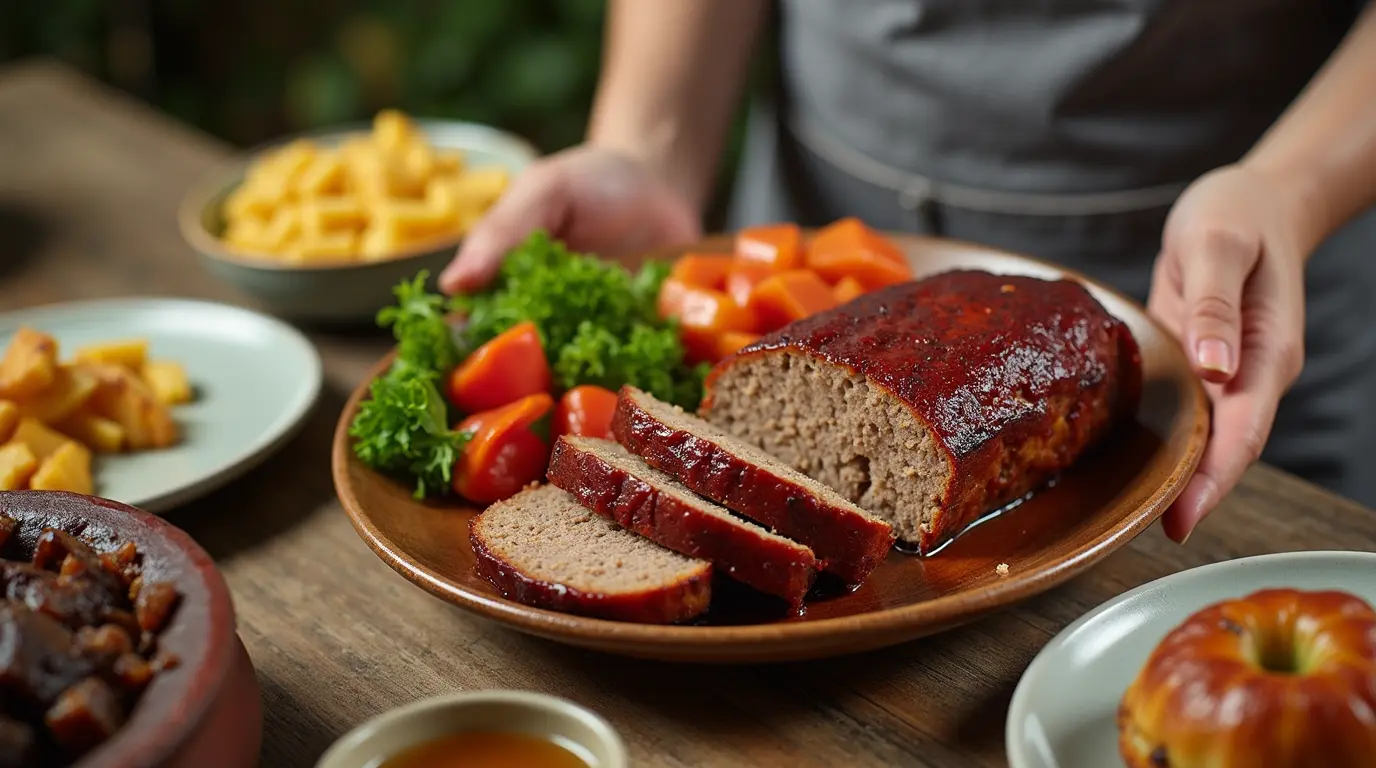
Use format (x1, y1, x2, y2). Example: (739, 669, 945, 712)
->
(724, 260, 774, 308)
(445, 321, 551, 414)
(749, 270, 838, 332)
(736, 223, 803, 270)
(660, 279, 757, 333)
(808, 217, 906, 267)
(808, 247, 913, 291)
(715, 331, 760, 360)
(679, 329, 762, 365)
(669, 253, 734, 291)
(832, 275, 867, 304)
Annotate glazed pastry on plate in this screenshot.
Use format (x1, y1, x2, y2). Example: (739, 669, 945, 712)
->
(1119, 588, 1376, 767)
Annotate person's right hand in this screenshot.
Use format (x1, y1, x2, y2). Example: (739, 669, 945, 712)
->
(438, 145, 702, 294)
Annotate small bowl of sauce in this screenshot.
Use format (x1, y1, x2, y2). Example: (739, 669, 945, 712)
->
(316, 691, 626, 768)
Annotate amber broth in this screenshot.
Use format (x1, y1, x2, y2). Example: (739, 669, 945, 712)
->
(374, 731, 592, 768)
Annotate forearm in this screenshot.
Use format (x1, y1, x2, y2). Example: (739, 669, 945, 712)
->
(587, 0, 769, 209)
(1244, 4, 1376, 255)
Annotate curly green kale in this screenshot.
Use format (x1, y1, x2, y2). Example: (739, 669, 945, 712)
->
(452, 230, 706, 407)
(351, 271, 469, 498)
(348, 361, 470, 499)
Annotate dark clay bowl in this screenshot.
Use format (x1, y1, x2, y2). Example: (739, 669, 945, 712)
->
(0, 491, 262, 768)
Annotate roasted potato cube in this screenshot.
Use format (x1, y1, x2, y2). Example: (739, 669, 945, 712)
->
(0, 400, 17, 443)
(29, 440, 93, 495)
(140, 361, 193, 406)
(0, 327, 60, 400)
(74, 339, 148, 371)
(56, 411, 126, 453)
(85, 364, 179, 450)
(13, 364, 99, 424)
(0, 442, 38, 491)
(9, 417, 72, 461)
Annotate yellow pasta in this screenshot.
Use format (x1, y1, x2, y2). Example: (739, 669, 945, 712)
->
(219, 110, 510, 263)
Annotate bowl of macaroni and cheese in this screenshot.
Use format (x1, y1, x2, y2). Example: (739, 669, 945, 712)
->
(179, 111, 538, 324)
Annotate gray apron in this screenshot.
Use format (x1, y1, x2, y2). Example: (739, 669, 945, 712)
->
(730, 0, 1376, 507)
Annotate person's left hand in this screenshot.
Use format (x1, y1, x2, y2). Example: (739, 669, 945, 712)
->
(1147, 163, 1310, 544)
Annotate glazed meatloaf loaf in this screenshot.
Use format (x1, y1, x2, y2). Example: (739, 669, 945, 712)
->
(548, 436, 818, 607)
(702, 269, 1142, 553)
(470, 484, 713, 623)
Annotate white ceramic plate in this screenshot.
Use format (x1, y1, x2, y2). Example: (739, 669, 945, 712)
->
(1006, 550, 1376, 768)
(0, 298, 321, 512)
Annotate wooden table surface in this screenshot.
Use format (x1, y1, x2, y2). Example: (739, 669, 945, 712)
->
(4, 61, 1375, 768)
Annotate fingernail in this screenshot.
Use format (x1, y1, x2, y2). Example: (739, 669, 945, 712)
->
(1178, 528, 1192, 546)
(1196, 338, 1233, 375)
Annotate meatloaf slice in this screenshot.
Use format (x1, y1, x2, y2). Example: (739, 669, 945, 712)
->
(548, 436, 817, 607)
(470, 484, 712, 624)
(612, 386, 895, 584)
(702, 269, 1142, 553)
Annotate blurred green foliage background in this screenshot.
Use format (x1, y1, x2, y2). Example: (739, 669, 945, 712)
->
(2, 0, 607, 150)
(1, 0, 755, 219)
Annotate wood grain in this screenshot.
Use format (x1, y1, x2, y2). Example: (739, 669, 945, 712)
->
(3, 60, 1374, 767)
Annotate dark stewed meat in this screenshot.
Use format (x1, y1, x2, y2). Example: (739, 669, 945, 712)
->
(0, 513, 181, 767)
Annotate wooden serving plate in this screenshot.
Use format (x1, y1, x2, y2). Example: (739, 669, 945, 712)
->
(331, 234, 1209, 663)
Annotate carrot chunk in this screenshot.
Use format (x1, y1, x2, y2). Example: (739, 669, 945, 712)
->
(736, 223, 803, 270)
(808, 217, 907, 268)
(724, 260, 774, 308)
(749, 270, 838, 332)
(832, 275, 867, 304)
(806, 220, 913, 290)
(659, 279, 757, 333)
(669, 253, 734, 290)
(715, 331, 760, 360)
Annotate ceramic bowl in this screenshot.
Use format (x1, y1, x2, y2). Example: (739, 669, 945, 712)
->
(178, 119, 539, 325)
(316, 690, 627, 768)
(0, 490, 262, 768)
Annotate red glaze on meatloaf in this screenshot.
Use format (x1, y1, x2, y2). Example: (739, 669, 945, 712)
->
(548, 436, 817, 607)
(612, 386, 896, 584)
(702, 269, 1142, 553)
(470, 484, 713, 624)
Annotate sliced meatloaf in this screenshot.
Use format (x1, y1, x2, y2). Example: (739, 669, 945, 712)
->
(548, 436, 817, 607)
(702, 269, 1142, 553)
(613, 386, 895, 584)
(470, 484, 712, 623)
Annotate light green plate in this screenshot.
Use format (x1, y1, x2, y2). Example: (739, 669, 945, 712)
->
(0, 298, 321, 513)
(1006, 550, 1376, 767)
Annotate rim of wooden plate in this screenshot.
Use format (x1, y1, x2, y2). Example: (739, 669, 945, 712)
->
(330, 231, 1209, 662)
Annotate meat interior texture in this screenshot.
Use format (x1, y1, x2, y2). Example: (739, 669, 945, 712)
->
(470, 484, 714, 624)
(703, 270, 1142, 551)
(0, 514, 181, 768)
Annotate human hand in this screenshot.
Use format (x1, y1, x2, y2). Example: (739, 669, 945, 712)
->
(438, 145, 701, 294)
(1147, 164, 1309, 544)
